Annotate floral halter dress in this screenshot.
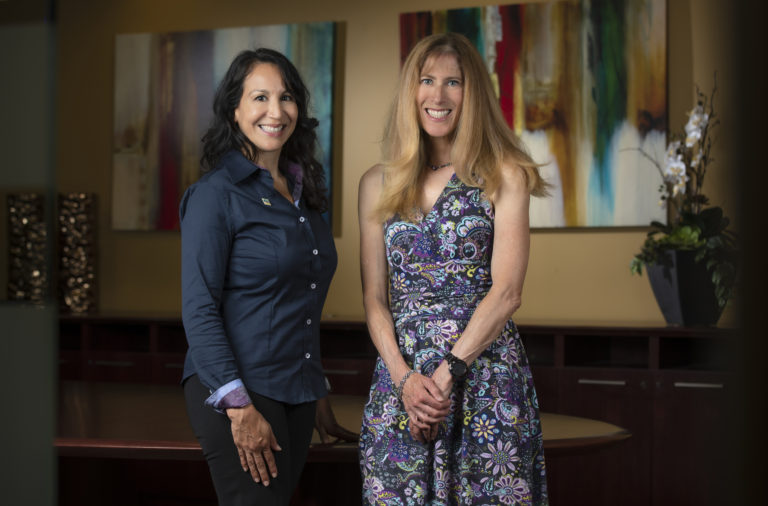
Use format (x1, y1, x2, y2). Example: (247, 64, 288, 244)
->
(358, 174, 548, 505)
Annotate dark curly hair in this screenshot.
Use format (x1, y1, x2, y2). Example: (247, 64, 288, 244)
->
(201, 48, 329, 212)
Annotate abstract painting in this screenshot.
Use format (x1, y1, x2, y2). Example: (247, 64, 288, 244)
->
(401, 0, 667, 227)
(112, 22, 336, 230)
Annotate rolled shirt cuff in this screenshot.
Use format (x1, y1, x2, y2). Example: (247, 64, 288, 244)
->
(205, 379, 252, 412)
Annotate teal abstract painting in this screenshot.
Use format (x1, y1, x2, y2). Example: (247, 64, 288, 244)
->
(112, 23, 336, 230)
(401, 0, 667, 227)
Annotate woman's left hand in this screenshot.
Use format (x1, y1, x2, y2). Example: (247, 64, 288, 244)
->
(227, 404, 281, 485)
(314, 396, 359, 444)
(408, 418, 440, 443)
(408, 363, 454, 443)
(431, 361, 454, 400)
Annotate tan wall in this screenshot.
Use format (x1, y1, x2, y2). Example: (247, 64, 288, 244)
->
(56, 0, 737, 324)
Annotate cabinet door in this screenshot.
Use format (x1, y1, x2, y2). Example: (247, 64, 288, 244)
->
(651, 371, 733, 506)
(151, 353, 186, 384)
(531, 366, 559, 413)
(59, 351, 84, 380)
(83, 352, 152, 382)
(550, 369, 653, 506)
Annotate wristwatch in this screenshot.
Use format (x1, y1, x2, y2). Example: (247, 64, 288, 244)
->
(444, 352, 468, 381)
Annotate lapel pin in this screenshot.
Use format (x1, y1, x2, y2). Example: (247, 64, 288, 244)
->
(262, 198, 271, 206)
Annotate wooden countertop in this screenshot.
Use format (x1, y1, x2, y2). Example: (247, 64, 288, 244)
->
(56, 381, 629, 461)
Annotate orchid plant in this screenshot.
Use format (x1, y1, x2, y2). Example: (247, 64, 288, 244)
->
(630, 79, 737, 309)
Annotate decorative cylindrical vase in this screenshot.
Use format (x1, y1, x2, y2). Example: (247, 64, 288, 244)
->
(7, 193, 49, 303)
(58, 193, 97, 314)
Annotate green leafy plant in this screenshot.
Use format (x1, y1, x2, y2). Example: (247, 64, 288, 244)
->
(630, 79, 738, 308)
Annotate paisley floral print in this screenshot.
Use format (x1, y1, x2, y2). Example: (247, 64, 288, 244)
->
(359, 174, 548, 505)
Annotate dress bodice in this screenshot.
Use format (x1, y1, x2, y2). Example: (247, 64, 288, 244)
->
(384, 174, 495, 321)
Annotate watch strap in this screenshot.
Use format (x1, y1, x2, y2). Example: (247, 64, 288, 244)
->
(445, 352, 468, 379)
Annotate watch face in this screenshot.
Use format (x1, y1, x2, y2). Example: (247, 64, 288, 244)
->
(451, 359, 467, 378)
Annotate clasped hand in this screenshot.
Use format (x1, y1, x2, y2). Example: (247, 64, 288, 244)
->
(400, 366, 452, 443)
(227, 405, 281, 486)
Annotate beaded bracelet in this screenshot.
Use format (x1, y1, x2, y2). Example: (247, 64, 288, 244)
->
(394, 369, 416, 400)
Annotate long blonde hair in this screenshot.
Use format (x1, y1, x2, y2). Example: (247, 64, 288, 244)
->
(377, 32, 548, 221)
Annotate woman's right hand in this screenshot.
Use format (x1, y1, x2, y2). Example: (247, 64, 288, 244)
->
(358, 168, 449, 443)
(226, 404, 282, 485)
(400, 372, 451, 442)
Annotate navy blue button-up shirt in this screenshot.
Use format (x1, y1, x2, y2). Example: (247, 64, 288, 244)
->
(180, 150, 337, 405)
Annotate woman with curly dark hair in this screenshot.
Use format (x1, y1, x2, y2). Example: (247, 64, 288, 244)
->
(180, 48, 353, 505)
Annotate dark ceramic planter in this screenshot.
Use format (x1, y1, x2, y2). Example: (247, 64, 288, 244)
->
(646, 250, 723, 327)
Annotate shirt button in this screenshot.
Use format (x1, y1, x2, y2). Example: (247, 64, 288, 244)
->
(306, 318, 312, 325)
(310, 283, 317, 290)
(305, 353, 311, 359)
(299, 216, 306, 223)
(312, 249, 318, 255)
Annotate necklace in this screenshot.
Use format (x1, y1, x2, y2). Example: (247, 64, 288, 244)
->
(429, 162, 452, 171)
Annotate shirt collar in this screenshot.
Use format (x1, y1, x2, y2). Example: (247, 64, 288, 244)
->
(222, 150, 304, 203)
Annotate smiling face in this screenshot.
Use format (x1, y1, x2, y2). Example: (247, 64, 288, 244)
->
(416, 52, 464, 140)
(234, 63, 298, 163)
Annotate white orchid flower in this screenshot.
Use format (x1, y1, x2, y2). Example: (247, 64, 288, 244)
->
(666, 140, 682, 158)
(684, 105, 709, 147)
(691, 150, 703, 168)
(671, 173, 690, 197)
(664, 153, 686, 183)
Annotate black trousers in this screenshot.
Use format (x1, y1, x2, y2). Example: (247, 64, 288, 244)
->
(183, 374, 316, 506)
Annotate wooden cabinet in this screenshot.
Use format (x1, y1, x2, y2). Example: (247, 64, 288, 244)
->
(651, 370, 732, 505)
(552, 368, 654, 505)
(59, 314, 185, 383)
(58, 315, 736, 505)
(516, 325, 736, 506)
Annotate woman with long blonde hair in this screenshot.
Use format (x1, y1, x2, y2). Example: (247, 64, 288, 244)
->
(358, 33, 549, 504)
